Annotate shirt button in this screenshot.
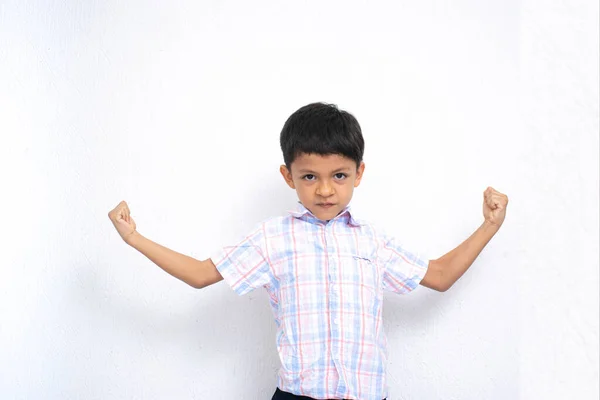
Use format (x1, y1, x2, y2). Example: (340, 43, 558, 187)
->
(334, 318, 340, 324)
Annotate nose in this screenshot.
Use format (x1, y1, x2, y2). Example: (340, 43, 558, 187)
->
(316, 181, 334, 197)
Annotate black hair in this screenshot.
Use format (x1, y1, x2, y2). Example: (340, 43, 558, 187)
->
(280, 102, 365, 170)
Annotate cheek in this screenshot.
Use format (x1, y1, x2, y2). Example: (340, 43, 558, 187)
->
(340, 180, 354, 189)
(342, 185, 356, 198)
(294, 184, 311, 196)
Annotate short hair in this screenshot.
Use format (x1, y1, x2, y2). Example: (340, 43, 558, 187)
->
(280, 102, 365, 170)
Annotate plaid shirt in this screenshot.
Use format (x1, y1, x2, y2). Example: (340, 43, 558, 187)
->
(211, 202, 429, 400)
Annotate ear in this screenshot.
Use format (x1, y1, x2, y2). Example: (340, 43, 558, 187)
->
(280, 165, 296, 189)
(354, 161, 365, 187)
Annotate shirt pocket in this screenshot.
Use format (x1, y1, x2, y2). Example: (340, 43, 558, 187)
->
(348, 254, 380, 291)
(330, 252, 379, 322)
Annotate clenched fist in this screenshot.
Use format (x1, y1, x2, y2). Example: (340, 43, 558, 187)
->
(108, 200, 138, 243)
(483, 187, 509, 228)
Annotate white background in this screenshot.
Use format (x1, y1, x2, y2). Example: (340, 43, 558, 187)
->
(0, 0, 597, 399)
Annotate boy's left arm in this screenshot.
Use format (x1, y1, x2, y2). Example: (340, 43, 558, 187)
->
(420, 186, 509, 292)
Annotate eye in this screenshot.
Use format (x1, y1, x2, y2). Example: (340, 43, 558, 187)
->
(334, 173, 347, 180)
(302, 174, 316, 181)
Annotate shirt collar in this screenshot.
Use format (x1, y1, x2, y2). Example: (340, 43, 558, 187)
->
(288, 201, 363, 226)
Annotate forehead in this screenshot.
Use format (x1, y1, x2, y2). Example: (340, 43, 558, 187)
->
(291, 153, 356, 173)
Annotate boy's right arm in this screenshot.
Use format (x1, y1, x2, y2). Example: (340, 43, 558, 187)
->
(108, 200, 223, 289)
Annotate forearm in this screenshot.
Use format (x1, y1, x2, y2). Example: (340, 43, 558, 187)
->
(437, 221, 501, 290)
(126, 231, 207, 288)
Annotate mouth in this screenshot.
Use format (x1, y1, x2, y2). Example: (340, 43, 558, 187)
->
(318, 203, 336, 208)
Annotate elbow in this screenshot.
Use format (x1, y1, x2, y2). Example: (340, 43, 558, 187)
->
(189, 274, 223, 289)
(190, 281, 206, 289)
(435, 268, 452, 292)
(187, 278, 206, 289)
(189, 259, 222, 289)
(437, 282, 451, 292)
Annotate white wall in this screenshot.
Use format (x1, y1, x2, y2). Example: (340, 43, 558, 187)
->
(0, 0, 597, 399)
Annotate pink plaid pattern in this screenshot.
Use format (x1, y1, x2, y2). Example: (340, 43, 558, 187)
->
(211, 202, 429, 399)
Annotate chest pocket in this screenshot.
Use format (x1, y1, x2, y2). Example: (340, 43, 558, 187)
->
(331, 252, 382, 341)
(344, 253, 381, 294)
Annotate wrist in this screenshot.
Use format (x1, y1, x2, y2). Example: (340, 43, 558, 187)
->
(482, 219, 502, 231)
(124, 230, 143, 247)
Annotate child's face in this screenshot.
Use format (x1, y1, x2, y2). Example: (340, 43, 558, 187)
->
(280, 153, 365, 221)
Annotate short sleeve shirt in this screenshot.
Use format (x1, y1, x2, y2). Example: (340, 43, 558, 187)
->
(210, 202, 429, 400)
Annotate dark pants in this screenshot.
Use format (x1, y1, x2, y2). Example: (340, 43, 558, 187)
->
(272, 387, 386, 400)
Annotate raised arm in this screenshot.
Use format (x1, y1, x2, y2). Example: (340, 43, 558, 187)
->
(420, 187, 508, 292)
(108, 201, 223, 289)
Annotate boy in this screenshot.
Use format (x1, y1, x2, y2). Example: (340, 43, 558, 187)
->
(108, 102, 508, 400)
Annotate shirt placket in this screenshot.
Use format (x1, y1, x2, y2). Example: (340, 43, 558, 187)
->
(323, 220, 348, 398)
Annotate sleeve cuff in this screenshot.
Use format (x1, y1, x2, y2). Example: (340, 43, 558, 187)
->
(210, 247, 247, 296)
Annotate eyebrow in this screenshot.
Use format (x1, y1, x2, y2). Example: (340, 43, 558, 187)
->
(298, 167, 352, 174)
